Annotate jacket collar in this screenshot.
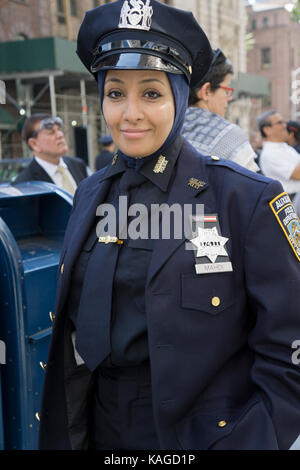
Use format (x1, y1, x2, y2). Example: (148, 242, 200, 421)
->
(99, 136, 183, 192)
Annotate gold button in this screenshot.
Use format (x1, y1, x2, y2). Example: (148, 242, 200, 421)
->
(218, 420, 227, 428)
(39, 361, 47, 371)
(49, 311, 56, 323)
(35, 412, 41, 422)
(211, 296, 221, 307)
(211, 155, 220, 161)
(61, 263, 64, 274)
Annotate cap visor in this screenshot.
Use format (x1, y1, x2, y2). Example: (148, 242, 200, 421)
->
(92, 52, 184, 75)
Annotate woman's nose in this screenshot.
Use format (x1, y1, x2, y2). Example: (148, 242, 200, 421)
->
(123, 96, 144, 122)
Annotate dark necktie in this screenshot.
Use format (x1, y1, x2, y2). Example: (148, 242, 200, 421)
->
(75, 168, 147, 371)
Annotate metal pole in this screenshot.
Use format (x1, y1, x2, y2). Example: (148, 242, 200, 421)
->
(25, 85, 31, 117)
(80, 79, 88, 127)
(49, 74, 57, 117)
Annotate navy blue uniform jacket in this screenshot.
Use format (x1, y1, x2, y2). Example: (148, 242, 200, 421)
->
(38, 139, 300, 450)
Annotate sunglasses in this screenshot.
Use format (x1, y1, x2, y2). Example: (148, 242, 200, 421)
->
(267, 120, 286, 127)
(30, 117, 64, 139)
(219, 85, 235, 97)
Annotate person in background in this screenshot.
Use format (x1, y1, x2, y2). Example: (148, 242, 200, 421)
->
(258, 110, 300, 201)
(38, 0, 300, 451)
(15, 114, 90, 195)
(95, 134, 115, 171)
(182, 49, 258, 172)
(286, 120, 300, 154)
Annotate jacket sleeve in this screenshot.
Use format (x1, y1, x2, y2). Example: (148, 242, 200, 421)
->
(244, 179, 300, 449)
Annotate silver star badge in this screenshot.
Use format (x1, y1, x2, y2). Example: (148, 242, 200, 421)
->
(190, 226, 229, 263)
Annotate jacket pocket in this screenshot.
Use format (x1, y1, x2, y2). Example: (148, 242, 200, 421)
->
(176, 394, 278, 450)
(181, 272, 235, 314)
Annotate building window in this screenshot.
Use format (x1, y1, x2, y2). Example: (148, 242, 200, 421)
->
(251, 19, 256, 30)
(57, 0, 64, 13)
(70, 0, 77, 16)
(57, 0, 66, 24)
(263, 17, 268, 28)
(261, 47, 271, 69)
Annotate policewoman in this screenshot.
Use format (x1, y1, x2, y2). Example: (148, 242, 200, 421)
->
(39, 0, 300, 450)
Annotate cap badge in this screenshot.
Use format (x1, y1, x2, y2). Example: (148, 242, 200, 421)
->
(119, 0, 153, 31)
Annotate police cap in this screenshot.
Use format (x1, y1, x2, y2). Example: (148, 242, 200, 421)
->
(99, 134, 113, 145)
(77, 0, 213, 87)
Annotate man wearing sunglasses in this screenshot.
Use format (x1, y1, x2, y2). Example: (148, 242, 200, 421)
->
(258, 110, 300, 209)
(182, 49, 259, 173)
(14, 114, 90, 195)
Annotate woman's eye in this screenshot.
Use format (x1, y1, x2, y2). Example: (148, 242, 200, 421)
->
(106, 90, 123, 99)
(144, 90, 162, 99)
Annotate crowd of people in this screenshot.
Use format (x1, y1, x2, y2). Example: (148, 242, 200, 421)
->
(8, 0, 300, 452)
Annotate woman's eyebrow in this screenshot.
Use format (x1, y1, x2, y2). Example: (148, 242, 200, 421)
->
(139, 78, 165, 85)
(104, 78, 124, 85)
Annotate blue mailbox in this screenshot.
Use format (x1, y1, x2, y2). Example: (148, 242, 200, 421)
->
(0, 182, 72, 449)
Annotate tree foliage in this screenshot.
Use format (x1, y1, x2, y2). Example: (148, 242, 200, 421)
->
(291, 0, 300, 22)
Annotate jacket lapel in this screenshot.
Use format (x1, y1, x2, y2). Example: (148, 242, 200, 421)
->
(147, 143, 215, 285)
(31, 159, 54, 183)
(56, 175, 112, 313)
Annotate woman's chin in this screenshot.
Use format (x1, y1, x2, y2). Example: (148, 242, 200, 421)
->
(119, 144, 160, 159)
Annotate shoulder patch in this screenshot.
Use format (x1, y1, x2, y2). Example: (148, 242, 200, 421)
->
(269, 192, 300, 261)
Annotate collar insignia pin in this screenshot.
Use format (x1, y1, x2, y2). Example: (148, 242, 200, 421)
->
(119, 0, 153, 31)
(112, 155, 118, 166)
(153, 155, 168, 174)
(188, 178, 206, 190)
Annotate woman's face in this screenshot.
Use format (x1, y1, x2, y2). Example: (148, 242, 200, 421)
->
(206, 73, 233, 118)
(102, 69, 175, 158)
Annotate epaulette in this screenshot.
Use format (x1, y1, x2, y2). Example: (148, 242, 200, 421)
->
(206, 155, 270, 184)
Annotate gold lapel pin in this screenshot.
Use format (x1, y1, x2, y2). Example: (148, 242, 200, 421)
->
(188, 178, 206, 190)
(98, 236, 124, 245)
(153, 155, 168, 174)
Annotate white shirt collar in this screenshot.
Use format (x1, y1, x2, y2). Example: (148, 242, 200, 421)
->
(34, 156, 67, 178)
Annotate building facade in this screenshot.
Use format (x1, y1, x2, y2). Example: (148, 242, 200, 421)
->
(172, 0, 247, 74)
(247, 2, 300, 121)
